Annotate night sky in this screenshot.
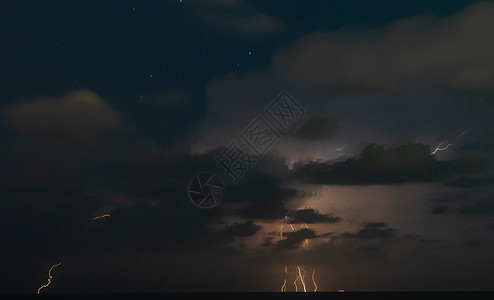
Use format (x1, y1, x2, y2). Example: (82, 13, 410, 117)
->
(2, 0, 494, 293)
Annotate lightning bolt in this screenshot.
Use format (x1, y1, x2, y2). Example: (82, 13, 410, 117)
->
(430, 128, 472, 155)
(312, 268, 318, 292)
(430, 140, 452, 154)
(294, 266, 307, 292)
(92, 214, 111, 221)
(300, 223, 310, 244)
(279, 218, 317, 292)
(280, 266, 287, 292)
(336, 145, 346, 156)
(280, 219, 305, 238)
(37, 262, 61, 294)
(293, 269, 298, 292)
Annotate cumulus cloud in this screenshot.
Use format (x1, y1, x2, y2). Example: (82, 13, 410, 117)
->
(276, 228, 317, 249)
(211, 220, 261, 243)
(272, 2, 494, 91)
(1, 89, 121, 139)
(287, 208, 341, 224)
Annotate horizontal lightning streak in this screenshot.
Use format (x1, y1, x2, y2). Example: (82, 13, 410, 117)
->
(92, 214, 111, 221)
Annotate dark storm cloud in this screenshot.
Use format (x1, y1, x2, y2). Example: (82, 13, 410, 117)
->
(211, 220, 261, 243)
(459, 199, 494, 215)
(294, 116, 339, 140)
(293, 143, 484, 185)
(444, 175, 494, 188)
(260, 237, 274, 247)
(431, 205, 451, 215)
(227, 173, 303, 220)
(287, 208, 341, 224)
(461, 138, 494, 152)
(95, 148, 221, 200)
(357, 245, 387, 259)
(276, 228, 317, 249)
(91, 200, 224, 251)
(0, 100, 294, 261)
(342, 222, 397, 239)
(431, 194, 467, 204)
(0, 106, 231, 291)
(463, 238, 484, 247)
(0, 146, 229, 292)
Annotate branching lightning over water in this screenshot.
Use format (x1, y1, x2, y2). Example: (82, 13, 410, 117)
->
(294, 266, 307, 292)
(312, 268, 318, 292)
(37, 262, 61, 294)
(430, 128, 472, 155)
(281, 267, 287, 292)
(279, 218, 318, 292)
(92, 214, 111, 221)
